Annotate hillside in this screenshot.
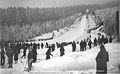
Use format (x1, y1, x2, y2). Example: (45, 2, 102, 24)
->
(95, 6, 120, 35)
(31, 6, 120, 44)
(0, 5, 120, 42)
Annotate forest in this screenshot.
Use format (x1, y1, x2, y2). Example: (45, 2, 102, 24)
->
(95, 6, 120, 36)
(0, 1, 120, 42)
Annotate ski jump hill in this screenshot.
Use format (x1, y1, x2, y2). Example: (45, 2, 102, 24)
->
(32, 12, 97, 44)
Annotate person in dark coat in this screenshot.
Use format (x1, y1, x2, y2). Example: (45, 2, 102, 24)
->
(6, 43, 14, 68)
(51, 44, 55, 52)
(1, 45, 5, 66)
(32, 44, 37, 63)
(83, 39, 87, 51)
(94, 38, 97, 47)
(72, 41, 76, 52)
(14, 43, 19, 64)
(88, 39, 92, 49)
(101, 35, 105, 44)
(109, 36, 113, 43)
(27, 46, 33, 71)
(17, 43, 21, 54)
(105, 37, 108, 44)
(80, 40, 84, 51)
(41, 43, 44, 49)
(37, 43, 40, 49)
(98, 36, 101, 46)
(60, 45, 65, 56)
(22, 43, 27, 58)
(96, 45, 109, 74)
(46, 46, 53, 60)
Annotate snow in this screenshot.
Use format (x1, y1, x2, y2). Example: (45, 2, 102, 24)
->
(1, 42, 120, 74)
(33, 15, 88, 44)
(33, 33, 53, 41)
(33, 43, 120, 73)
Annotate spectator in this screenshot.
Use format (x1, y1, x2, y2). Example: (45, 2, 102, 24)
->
(41, 43, 44, 49)
(96, 45, 109, 74)
(80, 40, 84, 51)
(109, 36, 113, 43)
(83, 39, 87, 51)
(94, 38, 97, 46)
(32, 44, 37, 63)
(46, 46, 53, 60)
(1, 45, 5, 66)
(60, 45, 65, 56)
(88, 39, 92, 49)
(105, 37, 108, 44)
(72, 41, 76, 52)
(6, 43, 14, 68)
(27, 46, 33, 72)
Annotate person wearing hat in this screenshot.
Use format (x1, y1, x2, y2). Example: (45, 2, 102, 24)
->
(27, 46, 33, 71)
(96, 45, 109, 74)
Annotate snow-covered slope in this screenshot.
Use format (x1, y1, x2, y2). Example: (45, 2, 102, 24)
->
(33, 15, 90, 44)
(33, 43, 120, 73)
(1, 43, 119, 74)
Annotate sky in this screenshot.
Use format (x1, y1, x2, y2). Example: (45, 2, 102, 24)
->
(0, 0, 119, 8)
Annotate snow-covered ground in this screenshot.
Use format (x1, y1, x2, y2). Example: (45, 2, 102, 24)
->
(33, 43, 120, 73)
(1, 43, 120, 74)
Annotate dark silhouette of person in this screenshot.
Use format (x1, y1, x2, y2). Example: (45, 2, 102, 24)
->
(46, 42, 49, 48)
(83, 39, 87, 51)
(94, 38, 98, 47)
(1, 44, 5, 66)
(6, 43, 14, 68)
(22, 43, 27, 58)
(60, 45, 65, 56)
(88, 39, 92, 49)
(72, 41, 76, 52)
(27, 46, 33, 72)
(109, 36, 113, 43)
(51, 44, 55, 52)
(41, 43, 44, 49)
(46, 46, 53, 60)
(96, 45, 109, 74)
(98, 36, 101, 46)
(32, 43, 37, 63)
(105, 37, 108, 44)
(37, 43, 40, 49)
(14, 43, 19, 64)
(101, 35, 105, 44)
(80, 40, 84, 51)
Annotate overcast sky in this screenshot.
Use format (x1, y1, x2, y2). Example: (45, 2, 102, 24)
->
(0, 0, 119, 8)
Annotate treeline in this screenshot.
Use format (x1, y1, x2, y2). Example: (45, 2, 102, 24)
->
(0, 7, 81, 26)
(0, 14, 80, 41)
(0, 1, 120, 26)
(0, 1, 120, 41)
(95, 6, 120, 36)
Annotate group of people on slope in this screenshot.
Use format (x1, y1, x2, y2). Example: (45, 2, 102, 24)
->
(0, 34, 112, 73)
(0, 42, 37, 72)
